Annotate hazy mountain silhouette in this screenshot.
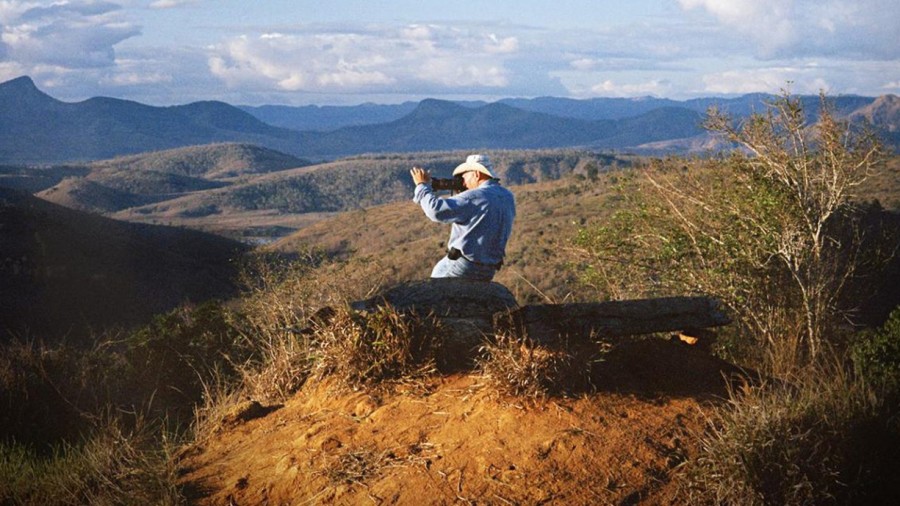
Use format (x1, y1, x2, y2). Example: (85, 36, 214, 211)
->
(239, 102, 420, 131)
(1, 76, 895, 165)
(0, 77, 304, 164)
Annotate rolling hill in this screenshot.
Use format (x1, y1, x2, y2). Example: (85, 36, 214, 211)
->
(5, 144, 627, 242)
(89, 142, 309, 181)
(0, 186, 248, 341)
(31, 143, 308, 214)
(103, 150, 627, 240)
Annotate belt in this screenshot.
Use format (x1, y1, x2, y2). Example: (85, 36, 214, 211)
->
(448, 248, 503, 270)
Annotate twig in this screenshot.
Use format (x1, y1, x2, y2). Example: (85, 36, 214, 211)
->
(512, 270, 555, 304)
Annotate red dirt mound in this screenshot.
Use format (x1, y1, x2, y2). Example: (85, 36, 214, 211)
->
(178, 338, 747, 505)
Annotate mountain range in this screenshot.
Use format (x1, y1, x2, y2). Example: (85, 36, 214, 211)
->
(3, 75, 896, 165)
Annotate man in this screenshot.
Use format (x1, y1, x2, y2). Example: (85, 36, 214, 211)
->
(410, 154, 516, 281)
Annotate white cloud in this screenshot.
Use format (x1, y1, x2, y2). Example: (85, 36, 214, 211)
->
(701, 67, 830, 95)
(0, 60, 28, 82)
(484, 33, 518, 54)
(0, 0, 139, 69)
(0, 1, 36, 24)
(0, 2, 894, 105)
(587, 79, 670, 97)
(208, 24, 519, 94)
(149, 0, 200, 8)
(677, 0, 900, 60)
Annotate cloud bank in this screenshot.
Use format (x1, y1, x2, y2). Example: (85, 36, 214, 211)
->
(0, 0, 896, 104)
(1, 1, 140, 69)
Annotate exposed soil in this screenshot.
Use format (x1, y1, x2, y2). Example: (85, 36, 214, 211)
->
(178, 337, 750, 505)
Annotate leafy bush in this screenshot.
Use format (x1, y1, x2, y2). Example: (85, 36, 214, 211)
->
(575, 93, 888, 371)
(124, 300, 252, 416)
(852, 306, 900, 392)
(0, 338, 129, 446)
(0, 300, 250, 449)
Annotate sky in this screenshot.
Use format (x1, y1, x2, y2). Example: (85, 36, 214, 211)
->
(0, 0, 898, 106)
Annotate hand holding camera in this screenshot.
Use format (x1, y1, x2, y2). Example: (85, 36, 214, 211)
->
(410, 166, 465, 192)
(410, 166, 431, 185)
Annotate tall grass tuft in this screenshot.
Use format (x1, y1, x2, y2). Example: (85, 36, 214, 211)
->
(0, 416, 184, 506)
(230, 253, 389, 399)
(312, 305, 446, 388)
(685, 358, 900, 505)
(478, 333, 605, 398)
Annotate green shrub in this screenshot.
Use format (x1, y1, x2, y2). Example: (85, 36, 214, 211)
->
(125, 300, 251, 415)
(575, 93, 888, 372)
(0, 300, 250, 449)
(852, 306, 900, 392)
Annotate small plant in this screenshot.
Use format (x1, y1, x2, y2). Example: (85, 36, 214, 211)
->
(478, 332, 603, 397)
(312, 305, 446, 387)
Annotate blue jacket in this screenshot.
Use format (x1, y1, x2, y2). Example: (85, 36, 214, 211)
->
(413, 180, 515, 265)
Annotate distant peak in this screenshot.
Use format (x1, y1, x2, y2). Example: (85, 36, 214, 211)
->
(417, 98, 457, 107)
(1, 75, 38, 90)
(0, 75, 57, 104)
(406, 99, 465, 119)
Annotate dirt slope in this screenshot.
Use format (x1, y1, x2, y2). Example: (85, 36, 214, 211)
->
(179, 338, 747, 505)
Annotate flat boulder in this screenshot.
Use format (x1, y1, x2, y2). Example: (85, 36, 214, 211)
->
(352, 278, 519, 318)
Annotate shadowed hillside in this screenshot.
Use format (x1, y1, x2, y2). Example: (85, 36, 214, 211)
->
(36, 178, 155, 213)
(0, 187, 248, 341)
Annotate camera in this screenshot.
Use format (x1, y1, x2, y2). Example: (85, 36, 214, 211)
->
(431, 175, 465, 192)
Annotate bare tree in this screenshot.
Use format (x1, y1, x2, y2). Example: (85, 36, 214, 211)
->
(705, 92, 883, 357)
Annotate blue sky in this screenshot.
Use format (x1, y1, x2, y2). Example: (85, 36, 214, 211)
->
(1, 0, 898, 105)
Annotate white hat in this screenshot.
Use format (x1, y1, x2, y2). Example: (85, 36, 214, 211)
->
(452, 154, 495, 178)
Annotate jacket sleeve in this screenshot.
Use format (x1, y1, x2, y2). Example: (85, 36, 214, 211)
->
(413, 184, 473, 224)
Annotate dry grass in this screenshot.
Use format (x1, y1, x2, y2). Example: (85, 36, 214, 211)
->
(311, 305, 447, 388)
(477, 332, 607, 398)
(319, 446, 395, 485)
(316, 441, 440, 493)
(684, 357, 900, 505)
(188, 366, 248, 444)
(0, 416, 184, 506)
(228, 252, 391, 402)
